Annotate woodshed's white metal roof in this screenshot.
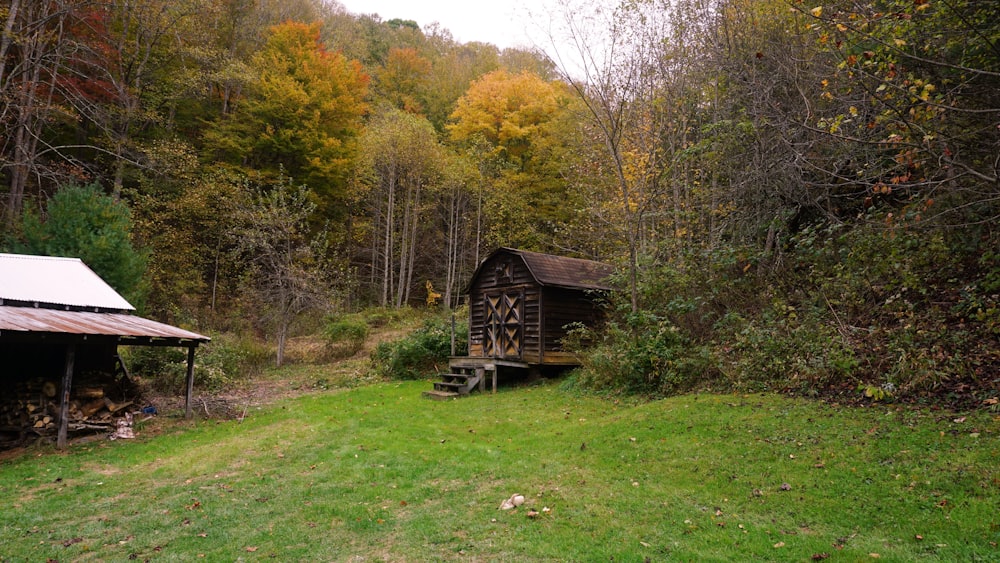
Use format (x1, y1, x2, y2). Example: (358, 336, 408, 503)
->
(0, 253, 134, 311)
(0, 253, 209, 344)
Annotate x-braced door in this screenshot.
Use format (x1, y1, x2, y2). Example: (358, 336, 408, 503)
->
(483, 290, 523, 359)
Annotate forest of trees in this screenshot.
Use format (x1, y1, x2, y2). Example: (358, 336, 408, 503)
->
(1, 0, 997, 402)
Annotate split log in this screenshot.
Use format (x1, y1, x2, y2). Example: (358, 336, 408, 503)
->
(76, 387, 105, 399)
(80, 399, 104, 418)
(103, 397, 132, 414)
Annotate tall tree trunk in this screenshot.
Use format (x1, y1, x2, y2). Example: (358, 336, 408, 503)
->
(381, 167, 396, 307)
(0, 0, 20, 89)
(3, 0, 69, 224)
(7, 52, 44, 224)
(403, 180, 422, 305)
(275, 298, 289, 367)
(370, 194, 381, 298)
(395, 178, 413, 307)
(444, 188, 459, 308)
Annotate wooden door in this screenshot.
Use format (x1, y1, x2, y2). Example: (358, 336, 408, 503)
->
(483, 290, 523, 359)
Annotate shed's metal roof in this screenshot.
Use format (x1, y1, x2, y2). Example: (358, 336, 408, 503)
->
(0, 306, 209, 343)
(489, 248, 615, 291)
(0, 253, 134, 311)
(0, 253, 208, 344)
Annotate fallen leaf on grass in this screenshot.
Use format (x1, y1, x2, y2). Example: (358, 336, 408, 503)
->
(811, 553, 829, 560)
(62, 537, 83, 547)
(774, 542, 785, 548)
(246, 546, 258, 552)
(953, 417, 966, 423)
(527, 510, 540, 518)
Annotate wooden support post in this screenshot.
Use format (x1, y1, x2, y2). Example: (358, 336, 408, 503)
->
(450, 313, 456, 357)
(184, 345, 196, 419)
(492, 367, 497, 394)
(57, 342, 76, 449)
(476, 367, 485, 393)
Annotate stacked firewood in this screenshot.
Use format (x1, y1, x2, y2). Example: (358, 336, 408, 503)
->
(0, 374, 134, 448)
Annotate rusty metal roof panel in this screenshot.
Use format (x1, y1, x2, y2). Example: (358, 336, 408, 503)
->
(501, 248, 615, 290)
(0, 253, 134, 311)
(0, 306, 210, 342)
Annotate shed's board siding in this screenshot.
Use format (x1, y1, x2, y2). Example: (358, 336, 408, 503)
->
(468, 252, 539, 362)
(542, 288, 604, 358)
(466, 249, 607, 366)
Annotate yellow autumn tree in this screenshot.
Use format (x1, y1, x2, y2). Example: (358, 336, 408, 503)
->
(448, 69, 571, 172)
(447, 69, 580, 250)
(377, 47, 432, 114)
(204, 21, 369, 219)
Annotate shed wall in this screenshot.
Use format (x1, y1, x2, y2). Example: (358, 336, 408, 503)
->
(466, 250, 606, 366)
(468, 252, 542, 362)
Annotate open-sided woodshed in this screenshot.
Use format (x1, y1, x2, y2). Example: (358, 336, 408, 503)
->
(0, 253, 210, 449)
(425, 247, 614, 399)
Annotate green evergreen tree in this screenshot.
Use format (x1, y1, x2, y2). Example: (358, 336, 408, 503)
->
(11, 183, 147, 308)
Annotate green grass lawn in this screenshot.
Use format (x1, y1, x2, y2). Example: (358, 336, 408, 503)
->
(1, 379, 998, 561)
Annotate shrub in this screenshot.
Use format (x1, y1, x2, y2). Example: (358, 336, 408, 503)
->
(123, 332, 270, 393)
(716, 307, 858, 395)
(322, 315, 370, 359)
(360, 306, 420, 328)
(565, 312, 715, 397)
(371, 315, 468, 380)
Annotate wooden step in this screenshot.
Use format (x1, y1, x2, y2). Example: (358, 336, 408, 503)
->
(422, 390, 459, 401)
(427, 364, 495, 398)
(440, 373, 473, 382)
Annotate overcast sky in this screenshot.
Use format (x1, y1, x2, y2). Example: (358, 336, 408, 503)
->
(335, 0, 553, 51)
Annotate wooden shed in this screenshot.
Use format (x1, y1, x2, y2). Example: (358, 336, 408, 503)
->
(426, 248, 614, 399)
(0, 253, 210, 448)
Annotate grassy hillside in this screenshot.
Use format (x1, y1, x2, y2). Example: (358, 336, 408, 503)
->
(1, 378, 997, 561)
